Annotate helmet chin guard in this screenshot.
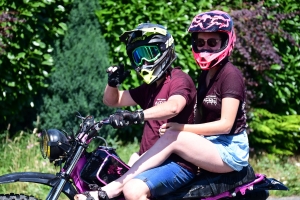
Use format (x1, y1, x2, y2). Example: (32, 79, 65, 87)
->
(192, 50, 228, 70)
(138, 68, 156, 84)
(188, 10, 236, 70)
(135, 49, 176, 84)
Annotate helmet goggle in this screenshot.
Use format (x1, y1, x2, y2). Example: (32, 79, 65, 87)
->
(132, 45, 161, 67)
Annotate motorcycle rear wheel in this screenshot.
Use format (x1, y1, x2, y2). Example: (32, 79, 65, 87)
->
(0, 193, 39, 200)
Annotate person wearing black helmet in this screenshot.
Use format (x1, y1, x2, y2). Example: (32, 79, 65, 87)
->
(75, 23, 197, 200)
(92, 10, 248, 200)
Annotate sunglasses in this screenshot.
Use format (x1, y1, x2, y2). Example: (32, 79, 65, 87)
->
(132, 45, 161, 66)
(195, 38, 221, 48)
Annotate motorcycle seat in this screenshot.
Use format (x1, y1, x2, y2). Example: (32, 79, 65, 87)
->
(161, 164, 256, 199)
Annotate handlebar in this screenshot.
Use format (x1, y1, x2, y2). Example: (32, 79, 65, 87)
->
(93, 118, 110, 131)
(100, 118, 111, 125)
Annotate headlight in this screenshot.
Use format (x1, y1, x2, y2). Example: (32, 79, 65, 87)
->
(40, 129, 69, 162)
(40, 130, 50, 158)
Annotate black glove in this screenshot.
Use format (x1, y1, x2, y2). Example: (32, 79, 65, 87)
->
(109, 109, 144, 128)
(107, 64, 130, 87)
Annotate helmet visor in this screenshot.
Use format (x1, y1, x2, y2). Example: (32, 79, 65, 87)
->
(132, 46, 161, 66)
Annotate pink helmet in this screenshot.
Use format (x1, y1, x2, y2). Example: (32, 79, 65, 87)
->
(188, 10, 236, 70)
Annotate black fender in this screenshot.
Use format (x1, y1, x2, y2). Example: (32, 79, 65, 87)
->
(254, 177, 289, 191)
(0, 172, 77, 199)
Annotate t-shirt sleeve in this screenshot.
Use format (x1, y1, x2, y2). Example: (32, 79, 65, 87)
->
(221, 68, 245, 101)
(169, 74, 196, 105)
(129, 84, 148, 108)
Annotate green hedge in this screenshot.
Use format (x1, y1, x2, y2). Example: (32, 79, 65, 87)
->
(248, 108, 300, 155)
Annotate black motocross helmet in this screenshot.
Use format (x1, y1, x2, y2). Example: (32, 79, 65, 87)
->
(120, 23, 177, 84)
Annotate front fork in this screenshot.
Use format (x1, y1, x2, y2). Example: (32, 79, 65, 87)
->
(46, 146, 85, 200)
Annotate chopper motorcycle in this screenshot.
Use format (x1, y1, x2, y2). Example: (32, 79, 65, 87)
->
(0, 114, 289, 200)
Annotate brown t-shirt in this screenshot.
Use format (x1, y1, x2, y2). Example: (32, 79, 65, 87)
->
(197, 61, 247, 134)
(129, 67, 198, 172)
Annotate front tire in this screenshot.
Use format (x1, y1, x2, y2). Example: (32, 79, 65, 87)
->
(0, 193, 39, 200)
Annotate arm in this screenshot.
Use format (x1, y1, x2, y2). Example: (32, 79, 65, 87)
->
(143, 94, 187, 121)
(103, 85, 137, 107)
(103, 65, 135, 107)
(107, 94, 187, 128)
(161, 97, 239, 135)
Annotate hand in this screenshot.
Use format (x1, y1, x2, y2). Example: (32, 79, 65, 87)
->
(159, 122, 182, 136)
(109, 110, 144, 128)
(107, 64, 130, 87)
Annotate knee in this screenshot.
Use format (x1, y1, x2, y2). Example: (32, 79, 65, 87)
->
(123, 179, 149, 200)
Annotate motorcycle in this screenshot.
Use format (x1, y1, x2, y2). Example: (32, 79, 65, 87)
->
(0, 114, 289, 200)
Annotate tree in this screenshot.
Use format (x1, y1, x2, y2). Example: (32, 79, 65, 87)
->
(39, 0, 115, 137)
(0, 0, 71, 133)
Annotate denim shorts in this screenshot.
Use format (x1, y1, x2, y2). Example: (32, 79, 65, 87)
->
(133, 159, 195, 198)
(205, 130, 249, 171)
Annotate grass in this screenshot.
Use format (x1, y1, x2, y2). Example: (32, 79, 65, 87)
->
(0, 131, 299, 199)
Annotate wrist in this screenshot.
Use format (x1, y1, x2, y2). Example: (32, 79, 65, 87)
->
(134, 109, 144, 124)
(108, 82, 118, 88)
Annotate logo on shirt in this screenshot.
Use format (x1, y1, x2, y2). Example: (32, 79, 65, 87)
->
(155, 98, 167, 106)
(203, 95, 217, 105)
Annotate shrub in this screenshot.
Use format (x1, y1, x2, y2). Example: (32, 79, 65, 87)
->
(248, 108, 300, 155)
(38, 0, 115, 137)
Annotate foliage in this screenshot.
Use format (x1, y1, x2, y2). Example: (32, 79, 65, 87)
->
(0, 11, 24, 53)
(248, 108, 300, 155)
(230, 1, 300, 114)
(262, 0, 300, 115)
(0, 0, 72, 133)
(38, 0, 115, 137)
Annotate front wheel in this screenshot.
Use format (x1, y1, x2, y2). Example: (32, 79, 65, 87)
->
(0, 193, 39, 200)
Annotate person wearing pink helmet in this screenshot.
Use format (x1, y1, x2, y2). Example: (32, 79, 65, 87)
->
(117, 10, 249, 199)
(75, 10, 249, 200)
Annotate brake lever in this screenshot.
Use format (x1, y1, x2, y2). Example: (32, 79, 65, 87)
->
(83, 119, 108, 142)
(91, 118, 108, 131)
